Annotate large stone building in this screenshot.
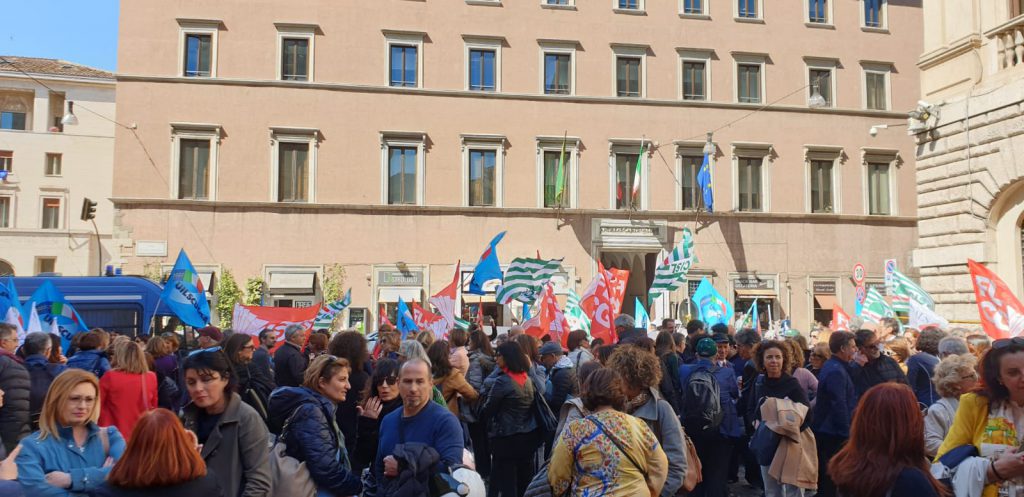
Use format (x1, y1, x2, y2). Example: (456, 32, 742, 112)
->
(914, 1, 1024, 322)
(0, 57, 116, 277)
(112, 0, 922, 329)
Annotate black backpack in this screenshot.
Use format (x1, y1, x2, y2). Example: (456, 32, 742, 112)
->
(27, 362, 59, 430)
(682, 365, 723, 435)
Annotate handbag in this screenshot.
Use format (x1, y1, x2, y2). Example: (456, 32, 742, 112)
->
(269, 410, 317, 497)
(749, 421, 782, 467)
(533, 386, 558, 435)
(681, 431, 703, 492)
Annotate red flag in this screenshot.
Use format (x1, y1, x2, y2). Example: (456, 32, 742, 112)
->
(533, 284, 571, 347)
(234, 305, 319, 354)
(379, 304, 394, 330)
(429, 261, 460, 331)
(581, 262, 623, 344)
(968, 259, 1024, 339)
(411, 301, 447, 339)
(830, 305, 851, 331)
(476, 296, 485, 329)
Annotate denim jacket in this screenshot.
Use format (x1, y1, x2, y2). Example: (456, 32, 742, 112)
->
(16, 423, 125, 497)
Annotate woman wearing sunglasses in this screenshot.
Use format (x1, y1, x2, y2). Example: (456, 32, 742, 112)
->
(936, 337, 1024, 497)
(353, 359, 403, 473)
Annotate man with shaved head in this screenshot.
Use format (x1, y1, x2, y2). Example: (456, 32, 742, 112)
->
(376, 357, 464, 484)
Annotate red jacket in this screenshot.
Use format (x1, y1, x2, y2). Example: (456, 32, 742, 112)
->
(98, 370, 157, 440)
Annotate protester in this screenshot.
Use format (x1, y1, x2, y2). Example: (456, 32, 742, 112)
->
(273, 324, 309, 388)
(328, 331, 370, 456)
(514, 334, 547, 394)
(304, 332, 329, 362)
(354, 359, 402, 473)
(415, 329, 436, 350)
(398, 339, 429, 364)
(875, 317, 900, 343)
(923, 353, 978, 457)
(654, 331, 683, 414)
(253, 329, 275, 375)
(0, 324, 30, 454)
(268, 355, 362, 497)
(99, 341, 157, 441)
(428, 340, 478, 417)
(66, 330, 112, 379)
(607, 345, 686, 497)
(748, 340, 811, 497)
(784, 339, 818, 402)
(180, 348, 272, 497)
(851, 328, 908, 396)
(887, 336, 911, 373)
(466, 329, 495, 477)
(566, 330, 593, 369)
(554, 360, 603, 436)
(906, 327, 944, 408)
(24, 332, 67, 431)
(146, 336, 178, 381)
(966, 333, 992, 360)
(807, 342, 830, 378)
(938, 335, 970, 358)
(613, 314, 636, 342)
(830, 383, 946, 497)
(936, 337, 1024, 496)
(376, 331, 401, 361)
(375, 358, 463, 490)
(16, 369, 126, 496)
(223, 334, 273, 421)
(449, 329, 470, 376)
(539, 341, 577, 416)
(47, 334, 67, 365)
(548, 368, 668, 497)
(811, 331, 857, 497)
(732, 327, 763, 489)
(679, 337, 741, 497)
(94, 408, 222, 496)
(481, 341, 542, 497)
(196, 326, 223, 349)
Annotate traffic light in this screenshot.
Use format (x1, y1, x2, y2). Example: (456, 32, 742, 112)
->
(80, 198, 97, 221)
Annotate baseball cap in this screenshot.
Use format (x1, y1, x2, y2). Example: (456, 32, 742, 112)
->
(539, 341, 564, 356)
(712, 333, 730, 344)
(696, 337, 719, 357)
(197, 326, 223, 342)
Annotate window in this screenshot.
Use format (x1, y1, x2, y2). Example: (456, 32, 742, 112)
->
(737, 157, 763, 212)
(36, 257, 56, 274)
(0, 197, 10, 228)
(468, 150, 497, 206)
(390, 45, 418, 87)
(809, 68, 833, 107)
(683, 0, 705, 15)
(1014, 0, 1024, 18)
(278, 142, 309, 203)
(388, 146, 417, 205)
(616, 57, 642, 97)
(683, 60, 707, 100)
(615, 153, 641, 210)
(45, 153, 62, 176)
(546, 0, 571, 4)
(809, 0, 828, 23)
(0, 112, 26, 131)
(178, 140, 210, 199)
(0, 151, 11, 172)
(680, 155, 706, 211)
(737, 63, 762, 103)
(469, 49, 496, 91)
(184, 34, 212, 77)
(864, 0, 884, 28)
(810, 160, 834, 213)
(544, 53, 572, 94)
(543, 151, 571, 208)
(41, 197, 61, 229)
(618, 0, 640, 9)
(276, 24, 317, 82)
(868, 162, 891, 215)
(738, 0, 758, 18)
(864, 66, 890, 110)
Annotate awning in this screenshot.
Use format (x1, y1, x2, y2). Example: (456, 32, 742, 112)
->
(735, 288, 777, 298)
(814, 295, 838, 310)
(378, 288, 423, 303)
(268, 271, 316, 294)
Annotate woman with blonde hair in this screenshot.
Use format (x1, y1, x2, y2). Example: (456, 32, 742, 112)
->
(16, 369, 127, 496)
(923, 353, 978, 457)
(99, 341, 157, 440)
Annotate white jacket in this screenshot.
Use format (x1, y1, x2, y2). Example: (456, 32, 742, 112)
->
(924, 397, 959, 457)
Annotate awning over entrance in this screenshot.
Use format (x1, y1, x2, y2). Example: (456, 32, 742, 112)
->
(378, 288, 423, 302)
(735, 288, 777, 298)
(268, 271, 316, 294)
(814, 295, 838, 309)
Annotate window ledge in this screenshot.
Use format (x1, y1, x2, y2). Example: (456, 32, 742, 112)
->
(861, 26, 890, 34)
(465, 0, 502, 6)
(540, 3, 576, 9)
(734, 16, 765, 24)
(679, 13, 711, 20)
(805, 22, 834, 29)
(613, 8, 647, 15)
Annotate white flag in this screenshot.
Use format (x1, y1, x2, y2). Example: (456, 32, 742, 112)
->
(26, 304, 44, 333)
(908, 299, 949, 330)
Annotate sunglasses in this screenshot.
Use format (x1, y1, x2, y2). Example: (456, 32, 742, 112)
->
(380, 375, 399, 386)
(993, 337, 1024, 350)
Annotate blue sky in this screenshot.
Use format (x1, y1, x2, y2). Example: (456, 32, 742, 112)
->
(1, 0, 119, 71)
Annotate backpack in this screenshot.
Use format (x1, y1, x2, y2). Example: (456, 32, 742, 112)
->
(682, 365, 723, 435)
(27, 362, 59, 430)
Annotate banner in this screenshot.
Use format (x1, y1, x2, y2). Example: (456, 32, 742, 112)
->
(968, 259, 1024, 339)
(580, 262, 630, 344)
(495, 257, 563, 304)
(831, 305, 851, 331)
(231, 304, 319, 351)
(411, 301, 448, 339)
(648, 227, 696, 301)
(691, 277, 732, 327)
(313, 289, 352, 331)
(908, 299, 949, 330)
(24, 281, 88, 352)
(890, 270, 934, 312)
(860, 287, 895, 324)
(429, 261, 461, 331)
(160, 249, 211, 328)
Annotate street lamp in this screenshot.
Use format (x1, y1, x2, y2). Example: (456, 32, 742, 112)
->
(61, 101, 79, 126)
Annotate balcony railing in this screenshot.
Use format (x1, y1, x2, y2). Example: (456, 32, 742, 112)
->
(990, 15, 1024, 69)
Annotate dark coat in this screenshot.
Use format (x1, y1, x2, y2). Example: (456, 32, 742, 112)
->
(377, 443, 441, 497)
(272, 342, 307, 388)
(66, 349, 111, 378)
(335, 368, 369, 456)
(267, 386, 362, 497)
(354, 397, 403, 472)
(481, 371, 537, 439)
(93, 473, 224, 497)
(851, 354, 908, 397)
(906, 351, 940, 407)
(810, 357, 857, 438)
(544, 358, 577, 414)
(24, 354, 66, 430)
(0, 350, 30, 453)
(181, 392, 273, 497)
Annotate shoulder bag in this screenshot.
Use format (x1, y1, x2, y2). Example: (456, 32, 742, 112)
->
(269, 409, 317, 497)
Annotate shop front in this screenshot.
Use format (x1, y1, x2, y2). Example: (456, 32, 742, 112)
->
(810, 278, 839, 328)
(264, 265, 321, 308)
(374, 266, 426, 325)
(731, 274, 779, 330)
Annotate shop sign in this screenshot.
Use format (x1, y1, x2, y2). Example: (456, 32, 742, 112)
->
(733, 277, 775, 291)
(812, 280, 837, 295)
(378, 270, 424, 287)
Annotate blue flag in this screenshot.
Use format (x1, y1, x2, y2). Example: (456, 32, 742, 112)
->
(160, 249, 211, 328)
(396, 297, 417, 338)
(0, 278, 17, 316)
(697, 152, 713, 212)
(634, 297, 650, 330)
(24, 281, 88, 352)
(692, 277, 732, 327)
(522, 302, 531, 322)
(468, 231, 507, 295)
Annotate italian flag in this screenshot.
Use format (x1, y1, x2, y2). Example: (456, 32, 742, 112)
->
(632, 140, 645, 199)
(51, 302, 80, 324)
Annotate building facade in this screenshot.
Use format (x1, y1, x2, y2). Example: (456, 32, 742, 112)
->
(914, 0, 1024, 322)
(113, 0, 922, 329)
(0, 57, 116, 277)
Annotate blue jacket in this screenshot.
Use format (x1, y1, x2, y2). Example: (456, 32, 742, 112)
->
(679, 358, 744, 438)
(267, 386, 361, 497)
(66, 350, 110, 379)
(16, 423, 125, 497)
(906, 352, 940, 407)
(810, 357, 857, 438)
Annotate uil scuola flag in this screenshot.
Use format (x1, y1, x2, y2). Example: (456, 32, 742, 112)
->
(692, 277, 733, 327)
(160, 249, 211, 328)
(24, 281, 88, 352)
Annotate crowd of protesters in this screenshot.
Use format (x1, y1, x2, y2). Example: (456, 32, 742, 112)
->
(0, 311, 1014, 497)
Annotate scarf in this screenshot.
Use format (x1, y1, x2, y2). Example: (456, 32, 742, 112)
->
(624, 391, 651, 414)
(504, 366, 528, 387)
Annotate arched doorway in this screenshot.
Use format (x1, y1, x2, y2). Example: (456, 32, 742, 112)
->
(0, 259, 13, 277)
(991, 180, 1024, 295)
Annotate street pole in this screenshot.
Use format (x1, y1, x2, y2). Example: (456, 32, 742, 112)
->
(91, 218, 101, 276)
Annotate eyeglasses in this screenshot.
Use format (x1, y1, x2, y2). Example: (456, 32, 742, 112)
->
(993, 337, 1024, 350)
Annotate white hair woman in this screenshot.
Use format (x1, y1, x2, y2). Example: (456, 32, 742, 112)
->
(924, 353, 978, 457)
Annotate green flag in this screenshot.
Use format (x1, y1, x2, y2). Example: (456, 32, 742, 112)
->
(495, 257, 563, 305)
(649, 227, 697, 301)
(555, 131, 568, 206)
(861, 287, 894, 323)
(890, 270, 934, 312)
(565, 289, 591, 334)
(631, 140, 645, 201)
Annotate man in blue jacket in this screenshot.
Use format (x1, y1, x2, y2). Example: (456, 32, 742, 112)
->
(811, 330, 857, 497)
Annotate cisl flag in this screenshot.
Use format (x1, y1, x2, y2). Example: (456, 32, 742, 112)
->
(831, 305, 851, 331)
(968, 259, 1024, 339)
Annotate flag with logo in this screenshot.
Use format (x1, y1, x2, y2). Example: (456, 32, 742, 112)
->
(908, 299, 950, 330)
(634, 297, 650, 330)
(495, 257, 563, 305)
(831, 305, 851, 331)
(649, 228, 697, 301)
(691, 277, 733, 327)
(24, 281, 88, 352)
(313, 288, 352, 331)
(468, 232, 507, 295)
(580, 262, 627, 344)
(160, 249, 211, 328)
(0, 279, 25, 342)
(564, 289, 591, 334)
(411, 301, 448, 339)
(231, 304, 318, 353)
(890, 270, 934, 312)
(860, 287, 894, 324)
(968, 259, 1024, 339)
(697, 152, 714, 212)
(524, 284, 571, 346)
(379, 304, 395, 330)
(396, 297, 418, 338)
(429, 261, 461, 331)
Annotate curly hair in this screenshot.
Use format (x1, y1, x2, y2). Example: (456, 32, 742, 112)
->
(607, 344, 661, 390)
(582, 368, 626, 412)
(752, 340, 793, 374)
(915, 328, 947, 356)
(932, 353, 978, 398)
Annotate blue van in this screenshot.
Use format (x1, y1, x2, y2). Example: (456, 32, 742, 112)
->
(11, 276, 175, 337)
